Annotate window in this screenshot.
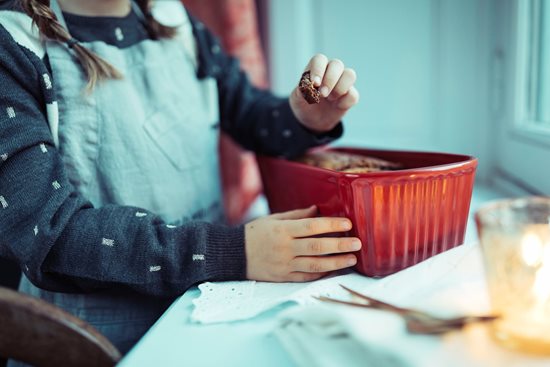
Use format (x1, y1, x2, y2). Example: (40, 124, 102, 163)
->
(495, 0, 550, 195)
(526, 0, 550, 125)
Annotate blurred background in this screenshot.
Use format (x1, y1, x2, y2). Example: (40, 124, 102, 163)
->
(2, 0, 549, 290)
(261, 0, 548, 196)
(261, 0, 549, 197)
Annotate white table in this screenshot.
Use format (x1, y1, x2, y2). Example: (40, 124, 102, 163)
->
(118, 244, 550, 367)
(118, 288, 295, 367)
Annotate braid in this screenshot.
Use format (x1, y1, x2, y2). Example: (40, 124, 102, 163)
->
(21, 0, 122, 91)
(136, 0, 177, 39)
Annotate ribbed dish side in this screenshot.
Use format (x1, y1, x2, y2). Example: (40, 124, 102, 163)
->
(353, 167, 476, 276)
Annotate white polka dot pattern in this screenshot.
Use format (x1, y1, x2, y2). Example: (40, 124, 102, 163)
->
(1, 153, 7, 161)
(42, 73, 52, 89)
(6, 107, 15, 118)
(0, 196, 7, 209)
(39, 143, 48, 153)
(101, 238, 115, 247)
(149, 265, 161, 272)
(115, 27, 124, 41)
(282, 129, 292, 138)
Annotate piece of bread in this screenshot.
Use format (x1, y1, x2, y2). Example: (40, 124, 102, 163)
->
(296, 151, 402, 172)
(299, 71, 321, 104)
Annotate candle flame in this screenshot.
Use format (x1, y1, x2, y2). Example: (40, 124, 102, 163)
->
(532, 241, 550, 301)
(521, 233, 543, 267)
(521, 230, 550, 301)
(533, 265, 550, 301)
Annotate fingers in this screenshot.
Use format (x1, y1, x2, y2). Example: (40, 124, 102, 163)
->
(336, 86, 360, 110)
(289, 254, 357, 273)
(292, 237, 361, 256)
(328, 68, 357, 102)
(303, 54, 358, 104)
(318, 59, 344, 98)
(285, 217, 352, 237)
(270, 205, 318, 220)
(304, 54, 357, 101)
(305, 54, 328, 87)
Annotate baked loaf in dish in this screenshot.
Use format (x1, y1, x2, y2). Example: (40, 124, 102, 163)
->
(296, 151, 403, 173)
(299, 71, 321, 104)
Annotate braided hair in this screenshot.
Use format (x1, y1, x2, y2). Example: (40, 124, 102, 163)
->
(20, 0, 177, 91)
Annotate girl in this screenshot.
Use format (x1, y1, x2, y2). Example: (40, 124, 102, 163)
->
(0, 0, 360, 354)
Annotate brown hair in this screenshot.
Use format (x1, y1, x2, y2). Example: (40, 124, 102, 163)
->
(20, 0, 177, 91)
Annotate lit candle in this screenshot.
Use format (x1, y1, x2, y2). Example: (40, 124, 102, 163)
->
(476, 198, 550, 355)
(483, 224, 550, 354)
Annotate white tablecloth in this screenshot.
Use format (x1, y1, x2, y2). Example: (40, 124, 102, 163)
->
(272, 244, 550, 367)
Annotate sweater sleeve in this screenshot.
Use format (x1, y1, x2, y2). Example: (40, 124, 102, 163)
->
(0, 25, 246, 298)
(189, 17, 343, 159)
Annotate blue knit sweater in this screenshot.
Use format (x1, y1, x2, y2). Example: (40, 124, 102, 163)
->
(0, 3, 342, 297)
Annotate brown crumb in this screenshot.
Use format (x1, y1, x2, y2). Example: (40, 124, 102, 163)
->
(299, 71, 321, 104)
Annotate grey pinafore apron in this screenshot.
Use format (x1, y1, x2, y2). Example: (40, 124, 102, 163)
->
(17, 0, 223, 354)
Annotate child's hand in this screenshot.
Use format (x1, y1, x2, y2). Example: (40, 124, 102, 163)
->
(245, 205, 361, 282)
(289, 54, 359, 133)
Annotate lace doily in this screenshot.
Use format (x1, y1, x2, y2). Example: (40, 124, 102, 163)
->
(190, 272, 371, 323)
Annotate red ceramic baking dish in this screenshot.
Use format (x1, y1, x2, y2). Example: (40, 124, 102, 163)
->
(257, 147, 477, 277)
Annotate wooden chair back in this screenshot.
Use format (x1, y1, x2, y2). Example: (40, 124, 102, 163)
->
(0, 286, 121, 367)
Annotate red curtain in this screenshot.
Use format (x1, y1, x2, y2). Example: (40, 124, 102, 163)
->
(182, 0, 267, 224)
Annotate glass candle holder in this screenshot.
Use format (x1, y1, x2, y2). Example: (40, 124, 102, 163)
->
(475, 197, 550, 355)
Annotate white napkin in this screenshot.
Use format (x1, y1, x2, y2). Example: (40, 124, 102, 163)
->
(191, 243, 480, 324)
(274, 245, 550, 367)
(190, 272, 373, 323)
(359, 242, 490, 314)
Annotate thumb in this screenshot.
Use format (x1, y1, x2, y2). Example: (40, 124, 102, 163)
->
(270, 205, 318, 220)
(290, 86, 307, 107)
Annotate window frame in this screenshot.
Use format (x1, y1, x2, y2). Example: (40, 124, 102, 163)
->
(495, 0, 550, 195)
(509, 0, 550, 145)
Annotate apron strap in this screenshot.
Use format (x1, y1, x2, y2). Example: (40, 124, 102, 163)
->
(131, 0, 146, 22)
(49, 0, 68, 29)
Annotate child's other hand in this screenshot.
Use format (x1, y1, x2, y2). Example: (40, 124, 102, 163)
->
(289, 54, 359, 133)
(244, 205, 361, 282)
